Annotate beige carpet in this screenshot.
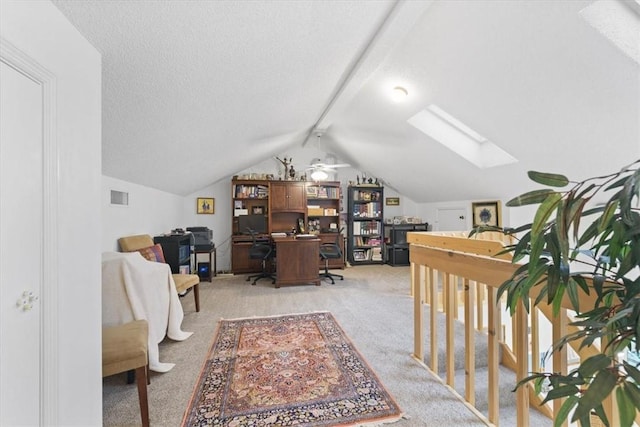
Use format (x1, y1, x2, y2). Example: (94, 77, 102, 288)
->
(103, 264, 488, 427)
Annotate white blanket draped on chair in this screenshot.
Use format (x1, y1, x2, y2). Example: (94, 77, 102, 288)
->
(101, 251, 193, 372)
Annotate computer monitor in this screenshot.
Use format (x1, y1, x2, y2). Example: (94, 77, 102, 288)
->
(238, 214, 267, 234)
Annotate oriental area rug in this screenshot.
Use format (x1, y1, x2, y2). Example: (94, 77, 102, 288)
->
(181, 312, 403, 426)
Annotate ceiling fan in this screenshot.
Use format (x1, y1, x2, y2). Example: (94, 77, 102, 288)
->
(305, 157, 350, 181)
(304, 132, 351, 180)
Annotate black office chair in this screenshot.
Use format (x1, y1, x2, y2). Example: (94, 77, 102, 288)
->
(319, 228, 344, 284)
(246, 228, 275, 286)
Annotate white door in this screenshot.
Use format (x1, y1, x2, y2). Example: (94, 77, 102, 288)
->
(435, 207, 467, 231)
(0, 60, 43, 425)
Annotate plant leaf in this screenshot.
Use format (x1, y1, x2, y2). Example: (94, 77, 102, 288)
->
(572, 369, 617, 422)
(554, 395, 579, 427)
(578, 354, 612, 378)
(528, 171, 570, 187)
(541, 384, 580, 404)
(507, 189, 555, 207)
(617, 384, 636, 427)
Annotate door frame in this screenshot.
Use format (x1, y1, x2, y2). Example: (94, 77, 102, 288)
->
(1, 38, 59, 425)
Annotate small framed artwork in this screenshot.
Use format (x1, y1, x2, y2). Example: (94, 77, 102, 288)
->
(197, 197, 215, 214)
(386, 197, 400, 206)
(251, 206, 265, 215)
(472, 201, 501, 227)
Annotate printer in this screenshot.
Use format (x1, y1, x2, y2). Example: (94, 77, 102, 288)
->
(186, 226, 214, 251)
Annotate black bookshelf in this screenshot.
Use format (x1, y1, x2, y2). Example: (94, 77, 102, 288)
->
(347, 185, 384, 265)
(383, 223, 428, 266)
(154, 233, 192, 274)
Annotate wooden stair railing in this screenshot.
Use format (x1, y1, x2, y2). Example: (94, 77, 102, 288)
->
(409, 231, 611, 427)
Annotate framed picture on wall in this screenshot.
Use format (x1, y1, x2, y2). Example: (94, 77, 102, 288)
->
(197, 197, 215, 214)
(385, 197, 400, 206)
(472, 201, 500, 227)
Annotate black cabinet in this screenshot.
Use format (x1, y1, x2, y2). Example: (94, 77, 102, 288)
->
(347, 185, 384, 265)
(383, 223, 428, 266)
(154, 234, 192, 274)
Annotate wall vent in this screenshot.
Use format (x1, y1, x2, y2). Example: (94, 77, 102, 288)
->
(110, 190, 129, 206)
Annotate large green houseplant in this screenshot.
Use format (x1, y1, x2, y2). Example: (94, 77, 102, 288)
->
(474, 160, 639, 427)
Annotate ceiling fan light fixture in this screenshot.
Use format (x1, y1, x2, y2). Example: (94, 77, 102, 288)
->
(310, 169, 329, 181)
(391, 86, 408, 102)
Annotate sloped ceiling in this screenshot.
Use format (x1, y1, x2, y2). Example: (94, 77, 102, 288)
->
(52, 0, 639, 202)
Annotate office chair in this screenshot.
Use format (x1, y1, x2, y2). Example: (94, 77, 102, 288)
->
(319, 228, 344, 284)
(246, 229, 276, 286)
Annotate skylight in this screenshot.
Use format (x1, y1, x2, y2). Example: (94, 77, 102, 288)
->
(580, 0, 640, 65)
(407, 105, 517, 169)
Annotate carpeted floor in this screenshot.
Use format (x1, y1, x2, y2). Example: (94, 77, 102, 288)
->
(103, 264, 489, 426)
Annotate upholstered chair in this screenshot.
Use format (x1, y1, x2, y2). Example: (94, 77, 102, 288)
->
(102, 319, 150, 427)
(118, 234, 200, 312)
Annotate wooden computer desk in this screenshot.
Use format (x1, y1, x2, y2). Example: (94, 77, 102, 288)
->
(271, 236, 321, 288)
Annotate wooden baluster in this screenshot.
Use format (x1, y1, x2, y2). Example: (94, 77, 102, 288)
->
(531, 308, 540, 374)
(464, 278, 476, 405)
(412, 261, 423, 361)
(552, 307, 568, 427)
(446, 273, 455, 386)
(430, 268, 439, 373)
(476, 283, 484, 331)
(424, 265, 430, 305)
(453, 275, 459, 320)
(487, 286, 500, 425)
(515, 300, 530, 427)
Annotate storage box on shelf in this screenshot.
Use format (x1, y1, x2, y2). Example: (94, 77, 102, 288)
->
(347, 185, 384, 265)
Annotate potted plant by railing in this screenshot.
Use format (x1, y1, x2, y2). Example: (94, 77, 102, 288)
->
(473, 160, 639, 427)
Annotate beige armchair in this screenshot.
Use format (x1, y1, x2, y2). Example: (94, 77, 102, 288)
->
(118, 234, 200, 312)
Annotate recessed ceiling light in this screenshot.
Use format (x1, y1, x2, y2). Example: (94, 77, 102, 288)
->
(391, 86, 408, 102)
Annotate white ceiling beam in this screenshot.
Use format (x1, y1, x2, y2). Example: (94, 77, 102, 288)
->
(304, 0, 434, 145)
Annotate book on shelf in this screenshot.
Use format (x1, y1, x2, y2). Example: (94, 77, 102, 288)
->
(307, 186, 338, 199)
(234, 184, 268, 199)
(306, 186, 318, 198)
(353, 221, 381, 236)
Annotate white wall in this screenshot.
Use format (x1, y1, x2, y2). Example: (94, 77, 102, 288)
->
(1, 0, 102, 424)
(183, 180, 232, 273)
(414, 198, 512, 231)
(102, 175, 185, 252)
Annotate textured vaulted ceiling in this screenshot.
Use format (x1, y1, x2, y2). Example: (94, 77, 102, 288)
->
(52, 0, 639, 202)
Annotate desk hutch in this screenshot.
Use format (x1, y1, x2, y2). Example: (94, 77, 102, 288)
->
(231, 179, 345, 274)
